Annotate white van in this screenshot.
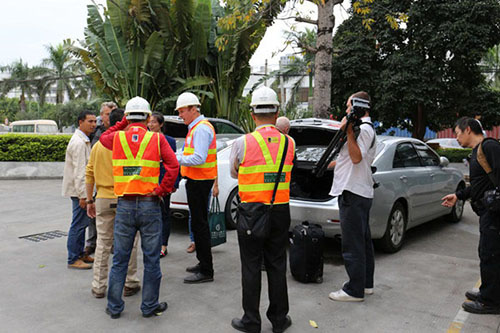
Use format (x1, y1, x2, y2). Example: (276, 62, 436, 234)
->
(10, 120, 58, 134)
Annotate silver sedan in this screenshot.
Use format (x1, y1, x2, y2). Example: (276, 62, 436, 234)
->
(288, 118, 466, 253)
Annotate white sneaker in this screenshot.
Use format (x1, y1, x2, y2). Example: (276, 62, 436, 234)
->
(341, 281, 374, 296)
(328, 289, 364, 302)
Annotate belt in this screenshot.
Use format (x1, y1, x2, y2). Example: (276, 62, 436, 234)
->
(120, 195, 159, 202)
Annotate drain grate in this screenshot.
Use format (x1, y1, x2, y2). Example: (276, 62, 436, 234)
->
(19, 230, 67, 242)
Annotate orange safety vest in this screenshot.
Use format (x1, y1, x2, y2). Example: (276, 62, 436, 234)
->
(112, 126, 161, 196)
(181, 119, 217, 180)
(238, 125, 295, 204)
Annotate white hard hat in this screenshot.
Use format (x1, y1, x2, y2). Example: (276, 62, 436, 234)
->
(175, 92, 201, 111)
(250, 86, 279, 113)
(124, 96, 152, 120)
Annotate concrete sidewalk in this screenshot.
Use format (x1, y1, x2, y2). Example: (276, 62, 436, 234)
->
(1, 179, 498, 332)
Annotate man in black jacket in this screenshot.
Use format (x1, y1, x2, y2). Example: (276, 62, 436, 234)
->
(442, 117, 500, 314)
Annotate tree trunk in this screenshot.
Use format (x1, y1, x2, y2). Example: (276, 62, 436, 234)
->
(19, 92, 26, 113)
(412, 103, 426, 140)
(312, 0, 335, 118)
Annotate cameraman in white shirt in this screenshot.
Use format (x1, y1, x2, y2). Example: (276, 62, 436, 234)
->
(327, 91, 376, 302)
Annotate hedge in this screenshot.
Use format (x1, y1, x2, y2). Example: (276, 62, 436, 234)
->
(436, 148, 472, 163)
(0, 134, 71, 162)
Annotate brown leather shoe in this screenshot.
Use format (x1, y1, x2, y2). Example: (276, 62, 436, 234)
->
(68, 259, 92, 270)
(124, 285, 141, 297)
(186, 243, 195, 253)
(91, 289, 105, 298)
(80, 254, 94, 263)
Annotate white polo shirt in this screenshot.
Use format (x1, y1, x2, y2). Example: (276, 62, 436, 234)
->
(329, 117, 376, 199)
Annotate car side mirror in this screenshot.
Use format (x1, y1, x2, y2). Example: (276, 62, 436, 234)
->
(439, 156, 449, 167)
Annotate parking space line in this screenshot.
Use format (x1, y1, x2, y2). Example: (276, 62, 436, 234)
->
(447, 279, 481, 333)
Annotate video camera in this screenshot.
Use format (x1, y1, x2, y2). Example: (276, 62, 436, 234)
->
(346, 97, 370, 125)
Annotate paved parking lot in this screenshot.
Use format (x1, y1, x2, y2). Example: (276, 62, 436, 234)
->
(1, 179, 499, 332)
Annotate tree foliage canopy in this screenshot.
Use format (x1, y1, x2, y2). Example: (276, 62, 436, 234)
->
(332, 0, 500, 137)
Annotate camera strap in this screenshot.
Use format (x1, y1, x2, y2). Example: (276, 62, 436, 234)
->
(477, 138, 499, 187)
(354, 122, 376, 149)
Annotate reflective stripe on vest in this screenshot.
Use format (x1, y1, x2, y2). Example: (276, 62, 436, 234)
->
(238, 125, 294, 204)
(181, 120, 217, 180)
(112, 129, 160, 196)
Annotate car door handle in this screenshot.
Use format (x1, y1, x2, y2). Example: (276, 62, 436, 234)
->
(430, 173, 435, 177)
(399, 176, 407, 183)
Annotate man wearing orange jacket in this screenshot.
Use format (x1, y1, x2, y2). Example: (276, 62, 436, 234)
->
(99, 97, 179, 319)
(176, 92, 217, 284)
(229, 86, 295, 333)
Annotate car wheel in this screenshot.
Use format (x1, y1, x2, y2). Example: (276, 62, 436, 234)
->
(224, 188, 240, 230)
(375, 201, 407, 253)
(448, 183, 465, 223)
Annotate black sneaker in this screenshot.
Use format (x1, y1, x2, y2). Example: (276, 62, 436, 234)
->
(186, 263, 201, 273)
(105, 307, 120, 319)
(465, 290, 480, 302)
(143, 302, 168, 318)
(462, 300, 500, 314)
(273, 315, 292, 333)
(184, 272, 214, 284)
(230, 318, 259, 333)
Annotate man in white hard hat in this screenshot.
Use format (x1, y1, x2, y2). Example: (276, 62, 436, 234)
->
(229, 86, 295, 333)
(176, 92, 218, 284)
(99, 96, 179, 319)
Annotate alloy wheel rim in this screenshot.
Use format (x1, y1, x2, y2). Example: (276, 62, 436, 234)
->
(390, 209, 404, 246)
(230, 193, 240, 223)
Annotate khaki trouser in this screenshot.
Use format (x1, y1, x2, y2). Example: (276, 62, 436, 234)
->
(92, 198, 140, 293)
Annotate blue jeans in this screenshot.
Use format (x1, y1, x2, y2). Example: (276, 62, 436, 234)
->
(107, 199, 162, 315)
(67, 197, 90, 264)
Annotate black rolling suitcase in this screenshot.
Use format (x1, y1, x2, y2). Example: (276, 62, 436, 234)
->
(289, 221, 324, 283)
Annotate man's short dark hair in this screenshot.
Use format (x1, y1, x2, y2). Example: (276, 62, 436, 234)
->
(78, 110, 95, 123)
(109, 108, 125, 127)
(352, 91, 371, 103)
(454, 117, 483, 135)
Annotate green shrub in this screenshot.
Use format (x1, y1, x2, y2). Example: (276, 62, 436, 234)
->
(436, 148, 472, 163)
(0, 134, 71, 162)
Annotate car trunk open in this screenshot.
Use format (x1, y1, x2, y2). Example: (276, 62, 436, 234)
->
(289, 126, 337, 201)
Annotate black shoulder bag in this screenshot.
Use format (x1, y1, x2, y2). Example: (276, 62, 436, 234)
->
(477, 139, 500, 212)
(237, 135, 289, 239)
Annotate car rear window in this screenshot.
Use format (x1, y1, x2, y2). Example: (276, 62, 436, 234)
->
(163, 122, 188, 137)
(213, 122, 244, 134)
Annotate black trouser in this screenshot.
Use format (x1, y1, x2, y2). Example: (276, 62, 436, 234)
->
(478, 209, 500, 307)
(339, 190, 375, 298)
(186, 178, 214, 276)
(160, 194, 171, 246)
(237, 204, 290, 332)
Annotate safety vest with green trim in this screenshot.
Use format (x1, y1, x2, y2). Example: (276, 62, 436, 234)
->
(238, 125, 295, 204)
(181, 120, 217, 180)
(112, 127, 161, 196)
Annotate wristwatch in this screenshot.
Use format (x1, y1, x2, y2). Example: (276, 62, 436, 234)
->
(86, 199, 95, 204)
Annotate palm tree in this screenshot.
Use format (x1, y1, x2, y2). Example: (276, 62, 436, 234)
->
(42, 42, 81, 103)
(251, 28, 316, 117)
(0, 59, 38, 112)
